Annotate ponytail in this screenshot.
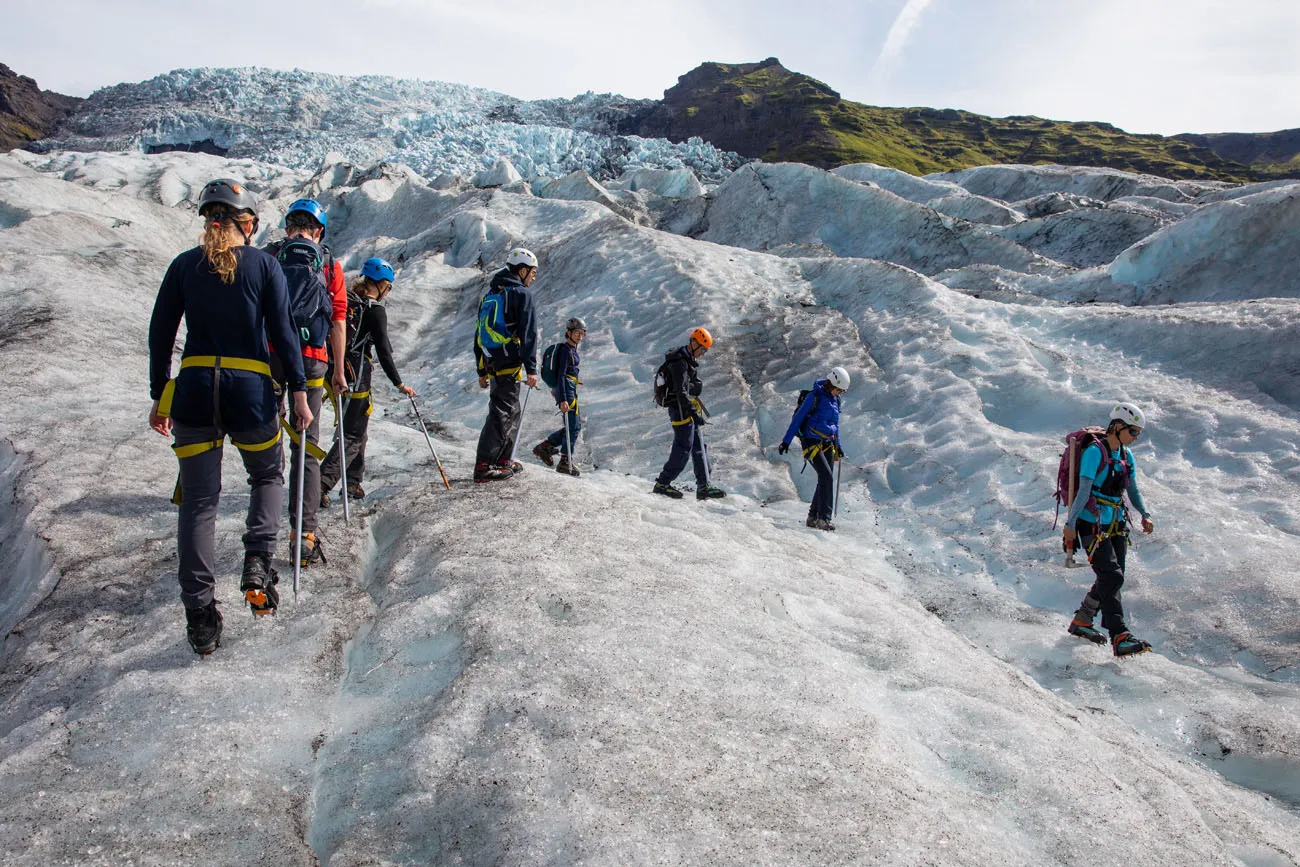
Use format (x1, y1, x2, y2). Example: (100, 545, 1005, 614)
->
(201, 220, 239, 284)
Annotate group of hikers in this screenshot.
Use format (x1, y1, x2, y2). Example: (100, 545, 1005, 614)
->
(148, 177, 1156, 661)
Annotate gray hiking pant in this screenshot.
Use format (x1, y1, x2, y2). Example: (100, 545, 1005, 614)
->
(287, 358, 328, 535)
(173, 421, 284, 610)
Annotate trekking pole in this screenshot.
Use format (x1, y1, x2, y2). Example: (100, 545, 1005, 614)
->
(562, 404, 573, 470)
(508, 384, 532, 466)
(293, 416, 307, 602)
(409, 395, 451, 489)
(701, 433, 712, 487)
(834, 455, 843, 518)
(334, 389, 351, 524)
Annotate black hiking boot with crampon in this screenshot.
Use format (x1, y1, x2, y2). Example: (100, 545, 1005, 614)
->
(556, 458, 581, 477)
(1067, 616, 1106, 645)
(696, 484, 726, 501)
(186, 602, 223, 656)
(241, 552, 280, 616)
(1111, 631, 1152, 658)
(652, 481, 684, 499)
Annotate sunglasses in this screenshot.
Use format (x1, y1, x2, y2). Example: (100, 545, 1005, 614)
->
(1125, 425, 1143, 438)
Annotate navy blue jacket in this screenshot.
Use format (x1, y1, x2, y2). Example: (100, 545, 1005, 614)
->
(783, 379, 841, 445)
(662, 346, 703, 423)
(551, 342, 580, 404)
(473, 270, 539, 376)
(149, 246, 306, 431)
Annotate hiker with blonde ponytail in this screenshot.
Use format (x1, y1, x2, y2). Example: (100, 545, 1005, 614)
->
(148, 179, 313, 656)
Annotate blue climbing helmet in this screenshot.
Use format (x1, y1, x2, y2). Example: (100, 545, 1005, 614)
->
(361, 257, 395, 283)
(285, 198, 328, 230)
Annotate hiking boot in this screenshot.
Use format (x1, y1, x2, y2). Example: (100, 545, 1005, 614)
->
(1111, 631, 1152, 658)
(319, 490, 331, 509)
(496, 459, 523, 476)
(652, 482, 684, 499)
(696, 484, 726, 500)
(291, 531, 326, 568)
(556, 458, 581, 477)
(805, 517, 835, 532)
(1067, 616, 1106, 645)
(474, 461, 511, 483)
(346, 482, 366, 501)
(240, 552, 280, 616)
(185, 602, 223, 656)
(533, 440, 558, 467)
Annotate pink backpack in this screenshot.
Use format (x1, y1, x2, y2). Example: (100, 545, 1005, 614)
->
(1053, 427, 1111, 528)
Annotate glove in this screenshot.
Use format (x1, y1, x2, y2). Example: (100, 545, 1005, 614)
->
(778, 442, 790, 455)
(688, 381, 702, 397)
(833, 440, 845, 459)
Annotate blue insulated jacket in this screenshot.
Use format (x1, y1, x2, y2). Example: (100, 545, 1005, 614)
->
(782, 379, 841, 445)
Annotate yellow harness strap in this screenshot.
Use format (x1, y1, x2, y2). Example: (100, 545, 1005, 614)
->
(157, 356, 273, 419)
(280, 418, 328, 461)
(170, 428, 282, 504)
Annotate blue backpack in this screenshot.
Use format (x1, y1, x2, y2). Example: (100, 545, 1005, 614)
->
(540, 343, 563, 388)
(476, 285, 514, 351)
(275, 238, 333, 349)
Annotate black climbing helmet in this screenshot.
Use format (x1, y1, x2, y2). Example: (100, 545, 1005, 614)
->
(198, 178, 260, 220)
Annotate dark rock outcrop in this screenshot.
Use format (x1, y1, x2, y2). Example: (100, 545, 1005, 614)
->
(0, 63, 82, 152)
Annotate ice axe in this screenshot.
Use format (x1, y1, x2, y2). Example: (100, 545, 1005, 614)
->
(409, 395, 451, 489)
(508, 382, 533, 466)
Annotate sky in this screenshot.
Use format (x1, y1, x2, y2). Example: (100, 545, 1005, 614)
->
(5, 0, 1299, 134)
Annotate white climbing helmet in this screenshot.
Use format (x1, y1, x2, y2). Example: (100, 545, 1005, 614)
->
(1110, 401, 1146, 428)
(828, 366, 850, 391)
(505, 247, 538, 269)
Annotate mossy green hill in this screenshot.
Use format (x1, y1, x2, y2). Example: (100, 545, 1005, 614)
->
(629, 58, 1292, 182)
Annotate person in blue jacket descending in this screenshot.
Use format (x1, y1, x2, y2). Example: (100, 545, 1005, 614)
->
(148, 179, 313, 656)
(473, 248, 540, 483)
(532, 317, 586, 477)
(1062, 401, 1156, 658)
(779, 367, 849, 531)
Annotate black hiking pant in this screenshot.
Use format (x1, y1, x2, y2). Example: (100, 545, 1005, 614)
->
(1078, 520, 1129, 636)
(657, 417, 708, 487)
(321, 362, 372, 492)
(802, 440, 835, 521)
(476, 371, 523, 466)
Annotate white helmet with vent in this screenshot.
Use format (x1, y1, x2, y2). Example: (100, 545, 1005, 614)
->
(505, 247, 538, 268)
(1110, 402, 1146, 428)
(828, 367, 850, 391)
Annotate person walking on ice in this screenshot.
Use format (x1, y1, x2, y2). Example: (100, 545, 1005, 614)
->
(319, 257, 416, 505)
(148, 178, 313, 655)
(779, 367, 849, 531)
(473, 248, 540, 483)
(1062, 402, 1156, 658)
(533, 317, 586, 477)
(263, 198, 348, 568)
(651, 327, 725, 501)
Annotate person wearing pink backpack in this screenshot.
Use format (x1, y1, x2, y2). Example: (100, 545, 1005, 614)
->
(1060, 402, 1156, 658)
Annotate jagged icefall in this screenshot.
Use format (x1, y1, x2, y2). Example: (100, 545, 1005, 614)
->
(35, 66, 746, 184)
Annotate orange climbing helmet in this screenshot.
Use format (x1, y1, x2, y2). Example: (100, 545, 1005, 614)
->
(690, 326, 713, 350)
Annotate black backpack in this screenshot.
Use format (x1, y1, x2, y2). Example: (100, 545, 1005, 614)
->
(541, 343, 563, 389)
(791, 388, 821, 435)
(652, 354, 672, 406)
(275, 238, 333, 349)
